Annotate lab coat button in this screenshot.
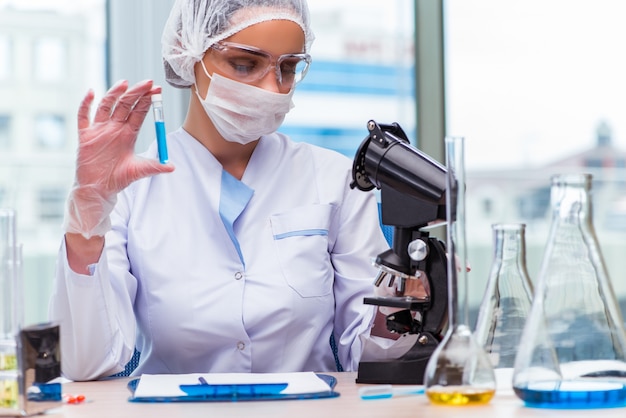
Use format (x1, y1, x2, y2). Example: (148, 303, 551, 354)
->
(237, 341, 245, 350)
(234, 272, 243, 280)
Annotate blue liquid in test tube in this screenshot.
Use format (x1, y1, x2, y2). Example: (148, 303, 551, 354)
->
(151, 93, 169, 164)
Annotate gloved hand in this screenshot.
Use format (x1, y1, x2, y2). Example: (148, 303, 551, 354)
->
(64, 79, 175, 239)
(370, 272, 429, 339)
(374, 272, 429, 316)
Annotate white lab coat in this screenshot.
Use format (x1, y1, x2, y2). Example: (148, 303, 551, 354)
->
(49, 128, 397, 381)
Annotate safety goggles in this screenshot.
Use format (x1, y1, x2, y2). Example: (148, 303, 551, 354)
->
(208, 41, 311, 90)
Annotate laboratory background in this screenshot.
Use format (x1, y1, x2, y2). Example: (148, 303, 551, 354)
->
(1, 0, 626, 327)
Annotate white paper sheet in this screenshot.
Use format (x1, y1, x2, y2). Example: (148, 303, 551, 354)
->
(133, 371, 332, 398)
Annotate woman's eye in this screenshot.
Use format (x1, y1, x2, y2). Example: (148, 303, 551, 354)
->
(280, 64, 296, 75)
(227, 57, 261, 75)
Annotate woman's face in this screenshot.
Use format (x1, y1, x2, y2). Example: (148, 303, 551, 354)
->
(195, 19, 306, 95)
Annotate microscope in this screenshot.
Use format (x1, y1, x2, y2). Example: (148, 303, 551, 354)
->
(351, 120, 450, 384)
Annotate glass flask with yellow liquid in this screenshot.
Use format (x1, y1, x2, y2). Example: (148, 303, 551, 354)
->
(512, 173, 626, 409)
(423, 137, 496, 406)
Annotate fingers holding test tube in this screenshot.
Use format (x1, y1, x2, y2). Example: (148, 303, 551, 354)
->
(76, 79, 174, 193)
(66, 80, 175, 239)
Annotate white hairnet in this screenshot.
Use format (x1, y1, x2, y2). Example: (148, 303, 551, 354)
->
(162, 0, 315, 89)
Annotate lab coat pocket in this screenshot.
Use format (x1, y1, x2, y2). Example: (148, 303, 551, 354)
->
(270, 204, 336, 298)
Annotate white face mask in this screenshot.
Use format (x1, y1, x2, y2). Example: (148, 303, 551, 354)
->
(194, 65, 295, 145)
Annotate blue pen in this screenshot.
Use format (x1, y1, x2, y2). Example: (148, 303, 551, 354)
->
(151, 93, 169, 164)
(359, 384, 425, 400)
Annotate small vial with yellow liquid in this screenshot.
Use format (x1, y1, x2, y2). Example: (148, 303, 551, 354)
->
(0, 343, 18, 410)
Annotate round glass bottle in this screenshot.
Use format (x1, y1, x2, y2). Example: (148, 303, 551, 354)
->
(512, 173, 626, 409)
(475, 223, 534, 369)
(423, 137, 496, 406)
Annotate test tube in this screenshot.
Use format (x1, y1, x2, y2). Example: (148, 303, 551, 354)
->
(151, 94, 169, 164)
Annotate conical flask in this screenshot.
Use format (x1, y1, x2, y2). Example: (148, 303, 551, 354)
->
(512, 173, 626, 409)
(423, 137, 496, 406)
(475, 223, 534, 369)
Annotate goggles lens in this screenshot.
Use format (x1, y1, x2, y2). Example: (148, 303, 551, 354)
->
(209, 41, 311, 89)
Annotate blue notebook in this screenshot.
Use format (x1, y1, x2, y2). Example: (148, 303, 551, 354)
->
(127, 372, 339, 402)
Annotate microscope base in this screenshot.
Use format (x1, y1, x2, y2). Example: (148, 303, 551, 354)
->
(356, 357, 431, 385)
(355, 332, 439, 385)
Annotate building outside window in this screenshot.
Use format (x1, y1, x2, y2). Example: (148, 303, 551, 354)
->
(0, 115, 10, 149)
(34, 113, 66, 150)
(0, 35, 10, 80)
(444, 0, 626, 316)
(33, 37, 66, 82)
(284, 0, 416, 159)
(0, 0, 105, 325)
(38, 187, 66, 222)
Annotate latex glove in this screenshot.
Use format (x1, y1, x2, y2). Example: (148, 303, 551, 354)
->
(64, 80, 175, 239)
(374, 272, 429, 316)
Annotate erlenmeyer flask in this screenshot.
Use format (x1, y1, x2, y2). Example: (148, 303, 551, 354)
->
(512, 173, 626, 409)
(423, 137, 496, 405)
(475, 223, 534, 369)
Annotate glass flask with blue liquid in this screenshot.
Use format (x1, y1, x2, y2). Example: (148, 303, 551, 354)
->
(512, 173, 626, 409)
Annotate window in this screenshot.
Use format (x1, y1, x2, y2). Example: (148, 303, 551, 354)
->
(38, 188, 66, 221)
(33, 37, 66, 82)
(282, 0, 416, 159)
(0, 0, 106, 325)
(0, 115, 10, 148)
(444, 0, 626, 317)
(35, 114, 66, 150)
(481, 198, 492, 216)
(0, 35, 10, 80)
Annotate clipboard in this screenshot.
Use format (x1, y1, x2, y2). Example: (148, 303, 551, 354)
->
(127, 373, 339, 402)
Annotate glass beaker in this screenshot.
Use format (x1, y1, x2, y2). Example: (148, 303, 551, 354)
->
(475, 223, 534, 369)
(512, 173, 626, 409)
(423, 137, 496, 406)
(0, 209, 19, 410)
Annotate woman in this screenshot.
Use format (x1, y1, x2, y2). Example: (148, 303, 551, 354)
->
(50, 0, 414, 381)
